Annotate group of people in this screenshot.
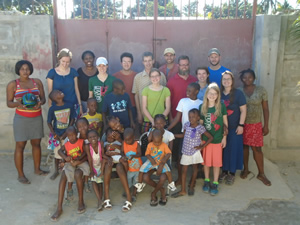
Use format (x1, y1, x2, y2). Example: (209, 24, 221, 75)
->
(6, 46, 271, 221)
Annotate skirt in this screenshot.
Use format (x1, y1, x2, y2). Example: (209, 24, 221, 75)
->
(180, 150, 203, 165)
(223, 129, 243, 173)
(243, 122, 263, 147)
(13, 114, 44, 142)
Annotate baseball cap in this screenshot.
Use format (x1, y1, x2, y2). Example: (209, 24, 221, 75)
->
(96, 57, 108, 66)
(164, 48, 175, 55)
(208, 48, 220, 56)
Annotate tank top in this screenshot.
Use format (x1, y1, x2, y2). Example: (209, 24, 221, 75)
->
(90, 141, 102, 175)
(14, 79, 41, 117)
(123, 141, 142, 172)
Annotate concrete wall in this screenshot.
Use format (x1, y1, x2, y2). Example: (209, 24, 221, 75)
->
(0, 12, 55, 152)
(252, 14, 300, 161)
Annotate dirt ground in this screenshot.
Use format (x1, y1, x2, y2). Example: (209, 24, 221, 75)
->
(0, 153, 299, 225)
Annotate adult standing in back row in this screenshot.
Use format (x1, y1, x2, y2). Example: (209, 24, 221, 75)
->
(208, 48, 230, 88)
(89, 57, 115, 114)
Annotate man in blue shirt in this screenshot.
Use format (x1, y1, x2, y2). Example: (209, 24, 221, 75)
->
(208, 48, 230, 87)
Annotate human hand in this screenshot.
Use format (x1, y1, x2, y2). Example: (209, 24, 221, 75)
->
(137, 113, 143, 124)
(195, 143, 205, 150)
(130, 121, 136, 129)
(157, 163, 163, 175)
(89, 171, 95, 178)
(221, 136, 227, 148)
(65, 156, 72, 162)
(150, 158, 156, 166)
(33, 101, 42, 110)
(262, 126, 269, 136)
(236, 126, 244, 135)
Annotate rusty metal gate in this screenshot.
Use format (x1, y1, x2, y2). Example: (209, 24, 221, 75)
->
(53, 0, 257, 77)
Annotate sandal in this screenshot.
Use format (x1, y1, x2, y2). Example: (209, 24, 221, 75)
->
(103, 199, 112, 210)
(18, 177, 31, 184)
(150, 197, 158, 207)
(171, 192, 186, 198)
(77, 204, 86, 214)
(240, 170, 251, 179)
(122, 201, 132, 212)
(257, 174, 271, 186)
(188, 188, 195, 196)
(159, 198, 167, 206)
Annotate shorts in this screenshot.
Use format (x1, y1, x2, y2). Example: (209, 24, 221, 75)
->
(127, 171, 139, 188)
(112, 155, 122, 163)
(180, 151, 204, 166)
(202, 143, 222, 167)
(139, 159, 170, 173)
(64, 161, 90, 182)
(243, 122, 263, 147)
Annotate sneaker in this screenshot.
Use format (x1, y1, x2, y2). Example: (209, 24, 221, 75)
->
(210, 183, 219, 196)
(202, 181, 210, 193)
(134, 182, 146, 193)
(218, 172, 228, 183)
(225, 174, 235, 185)
(168, 181, 177, 191)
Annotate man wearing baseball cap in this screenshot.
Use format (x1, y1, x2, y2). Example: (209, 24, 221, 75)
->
(208, 48, 230, 87)
(89, 57, 115, 113)
(159, 47, 179, 81)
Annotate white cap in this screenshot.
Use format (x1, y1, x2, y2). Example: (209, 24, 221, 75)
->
(96, 57, 108, 66)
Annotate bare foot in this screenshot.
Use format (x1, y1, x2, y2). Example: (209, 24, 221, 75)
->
(171, 191, 187, 198)
(240, 170, 251, 179)
(97, 200, 103, 211)
(175, 180, 182, 186)
(18, 176, 31, 184)
(35, 169, 49, 176)
(50, 209, 63, 222)
(50, 171, 59, 180)
(257, 174, 271, 186)
(77, 203, 86, 214)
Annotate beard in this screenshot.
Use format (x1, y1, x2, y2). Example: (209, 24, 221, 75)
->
(179, 68, 189, 76)
(209, 60, 220, 67)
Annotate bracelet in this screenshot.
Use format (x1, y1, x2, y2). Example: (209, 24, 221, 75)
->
(238, 124, 244, 127)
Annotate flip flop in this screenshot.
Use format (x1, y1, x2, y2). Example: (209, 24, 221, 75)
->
(97, 202, 103, 211)
(77, 205, 86, 214)
(103, 199, 112, 210)
(171, 192, 186, 198)
(150, 197, 158, 207)
(257, 174, 272, 186)
(50, 210, 63, 222)
(18, 177, 31, 184)
(188, 188, 195, 196)
(159, 198, 167, 206)
(122, 201, 132, 212)
(240, 170, 251, 179)
(36, 170, 49, 176)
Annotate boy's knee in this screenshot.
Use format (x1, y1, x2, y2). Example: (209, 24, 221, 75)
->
(74, 169, 83, 180)
(160, 173, 167, 181)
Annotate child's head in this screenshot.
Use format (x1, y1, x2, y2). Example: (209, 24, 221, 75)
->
(186, 82, 200, 100)
(107, 116, 124, 132)
(154, 114, 166, 131)
(87, 98, 98, 115)
(112, 79, 125, 95)
(201, 83, 221, 117)
(124, 128, 135, 145)
(49, 90, 64, 104)
(76, 117, 89, 136)
(87, 129, 99, 145)
(188, 108, 200, 125)
(152, 129, 163, 147)
(106, 127, 115, 143)
(66, 126, 77, 144)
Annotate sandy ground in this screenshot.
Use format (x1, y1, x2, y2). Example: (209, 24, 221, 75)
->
(0, 154, 299, 225)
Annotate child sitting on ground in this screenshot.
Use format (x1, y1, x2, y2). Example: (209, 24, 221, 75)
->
(86, 130, 108, 211)
(82, 98, 103, 136)
(47, 90, 76, 180)
(50, 126, 89, 221)
(104, 127, 128, 171)
(135, 129, 172, 199)
(122, 128, 143, 202)
(147, 114, 176, 192)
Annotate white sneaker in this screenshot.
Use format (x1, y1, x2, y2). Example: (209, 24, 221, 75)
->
(134, 182, 146, 193)
(168, 181, 177, 191)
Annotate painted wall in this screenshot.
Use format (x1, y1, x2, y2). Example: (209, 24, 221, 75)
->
(0, 12, 55, 152)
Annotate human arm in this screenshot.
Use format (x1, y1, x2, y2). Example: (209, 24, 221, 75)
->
(34, 79, 46, 109)
(73, 77, 82, 115)
(195, 131, 213, 150)
(58, 146, 71, 162)
(221, 115, 228, 148)
(167, 111, 182, 130)
(162, 96, 171, 118)
(128, 107, 135, 129)
(168, 140, 174, 152)
(142, 95, 154, 124)
(134, 93, 143, 124)
(146, 154, 157, 166)
(102, 111, 108, 131)
(236, 104, 247, 135)
(6, 81, 23, 108)
(101, 141, 113, 166)
(85, 144, 95, 177)
(261, 100, 269, 136)
(175, 130, 185, 138)
(47, 78, 53, 107)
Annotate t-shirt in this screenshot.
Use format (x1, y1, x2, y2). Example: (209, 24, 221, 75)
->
(47, 103, 76, 136)
(159, 64, 179, 81)
(142, 87, 170, 122)
(197, 84, 208, 101)
(167, 74, 198, 118)
(147, 129, 175, 146)
(102, 92, 132, 128)
(77, 67, 98, 101)
(176, 98, 203, 132)
(221, 89, 246, 130)
(65, 139, 84, 160)
(208, 66, 230, 88)
(182, 122, 206, 156)
(123, 141, 143, 172)
(88, 75, 115, 113)
(46, 68, 79, 105)
(104, 140, 122, 154)
(199, 103, 227, 143)
(239, 86, 268, 124)
(82, 112, 103, 135)
(145, 142, 171, 165)
(113, 71, 137, 107)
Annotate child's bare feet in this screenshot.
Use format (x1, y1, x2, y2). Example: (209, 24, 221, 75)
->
(50, 209, 63, 222)
(150, 192, 158, 207)
(17, 176, 31, 184)
(77, 203, 86, 214)
(240, 170, 251, 179)
(50, 171, 59, 180)
(171, 191, 186, 198)
(257, 174, 271, 186)
(35, 169, 49, 176)
(97, 200, 103, 211)
(175, 180, 182, 187)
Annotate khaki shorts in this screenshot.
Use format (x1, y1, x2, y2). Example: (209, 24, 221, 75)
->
(64, 161, 90, 182)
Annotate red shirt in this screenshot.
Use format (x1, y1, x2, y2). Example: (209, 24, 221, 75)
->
(167, 74, 197, 118)
(65, 139, 84, 160)
(159, 64, 179, 81)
